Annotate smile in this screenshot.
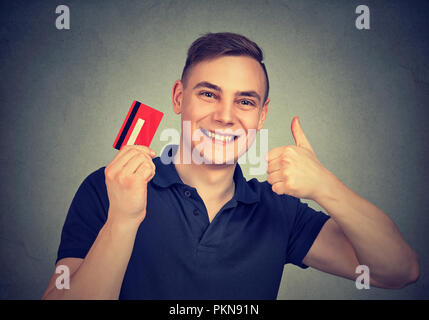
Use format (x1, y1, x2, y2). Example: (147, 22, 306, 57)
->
(200, 128, 239, 143)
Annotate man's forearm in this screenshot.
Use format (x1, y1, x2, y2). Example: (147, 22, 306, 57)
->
(315, 173, 419, 287)
(44, 212, 141, 299)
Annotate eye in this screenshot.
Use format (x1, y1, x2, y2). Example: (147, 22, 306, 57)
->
(199, 91, 216, 99)
(239, 99, 255, 107)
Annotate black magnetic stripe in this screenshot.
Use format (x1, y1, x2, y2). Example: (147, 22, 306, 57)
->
(114, 101, 141, 149)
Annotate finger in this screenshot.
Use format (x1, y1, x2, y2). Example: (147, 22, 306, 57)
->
(120, 144, 156, 158)
(135, 160, 156, 182)
(271, 181, 287, 195)
(108, 148, 153, 178)
(266, 156, 289, 174)
(121, 153, 152, 177)
(108, 148, 141, 175)
(267, 170, 286, 185)
(111, 145, 155, 168)
(291, 116, 315, 153)
(265, 146, 286, 162)
(129, 150, 156, 173)
(110, 145, 136, 164)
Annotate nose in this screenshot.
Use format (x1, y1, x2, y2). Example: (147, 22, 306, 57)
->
(213, 100, 235, 126)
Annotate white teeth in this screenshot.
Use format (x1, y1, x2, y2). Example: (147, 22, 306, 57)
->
(202, 129, 235, 142)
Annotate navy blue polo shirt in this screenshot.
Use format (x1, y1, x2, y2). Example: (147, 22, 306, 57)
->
(56, 145, 330, 299)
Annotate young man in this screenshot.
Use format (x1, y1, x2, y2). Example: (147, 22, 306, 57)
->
(42, 32, 419, 300)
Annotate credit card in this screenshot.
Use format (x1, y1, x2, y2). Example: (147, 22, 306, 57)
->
(113, 100, 164, 150)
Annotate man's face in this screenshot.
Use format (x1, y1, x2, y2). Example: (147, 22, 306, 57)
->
(173, 55, 269, 165)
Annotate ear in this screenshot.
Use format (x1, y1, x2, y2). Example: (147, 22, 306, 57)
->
(172, 79, 184, 114)
(257, 97, 270, 131)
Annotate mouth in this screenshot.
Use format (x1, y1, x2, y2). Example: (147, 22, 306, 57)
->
(200, 128, 240, 143)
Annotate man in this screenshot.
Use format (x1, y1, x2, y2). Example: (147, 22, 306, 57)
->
(42, 32, 419, 299)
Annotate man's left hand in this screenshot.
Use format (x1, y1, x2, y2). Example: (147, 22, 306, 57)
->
(266, 116, 336, 200)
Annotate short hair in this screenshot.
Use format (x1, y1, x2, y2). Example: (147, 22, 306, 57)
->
(181, 32, 269, 104)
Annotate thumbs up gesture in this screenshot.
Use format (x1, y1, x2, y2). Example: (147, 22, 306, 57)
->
(266, 117, 335, 200)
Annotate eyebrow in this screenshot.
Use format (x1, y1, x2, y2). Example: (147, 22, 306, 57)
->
(192, 81, 261, 103)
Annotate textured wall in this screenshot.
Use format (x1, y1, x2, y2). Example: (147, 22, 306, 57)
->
(0, 0, 428, 299)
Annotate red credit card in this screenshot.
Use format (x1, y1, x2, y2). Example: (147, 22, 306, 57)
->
(113, 100, 164, 150)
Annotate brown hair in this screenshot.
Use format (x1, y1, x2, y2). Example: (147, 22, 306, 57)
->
(181, 32, 269, 104)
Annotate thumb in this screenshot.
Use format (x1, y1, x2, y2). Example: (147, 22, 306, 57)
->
(291, 116, 315, 153)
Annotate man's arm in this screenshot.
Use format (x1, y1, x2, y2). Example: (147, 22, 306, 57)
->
(43, 145, 156, 299)
(42, 217, 140, 299)
(303, 177, 419, 289)
(267, 117, 419, 289)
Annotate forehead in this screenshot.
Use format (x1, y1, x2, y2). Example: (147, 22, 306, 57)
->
(186, 56, 266, 95)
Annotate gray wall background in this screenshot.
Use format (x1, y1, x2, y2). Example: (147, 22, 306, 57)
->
(1, 0, 428, 299)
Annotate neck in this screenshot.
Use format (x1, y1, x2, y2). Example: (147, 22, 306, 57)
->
(173, 143, 236, 202)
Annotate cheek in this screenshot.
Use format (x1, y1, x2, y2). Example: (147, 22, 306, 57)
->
(181, 98, 212, 121)
(238, 111, 262, 130)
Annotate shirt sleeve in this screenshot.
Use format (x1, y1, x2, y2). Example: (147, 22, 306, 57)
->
(56, 167, 108, 264)
(284, 196, 330, 269)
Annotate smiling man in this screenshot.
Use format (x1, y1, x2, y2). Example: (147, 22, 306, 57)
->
(170, 51, 270, 222)
(42, 32, 419, 300)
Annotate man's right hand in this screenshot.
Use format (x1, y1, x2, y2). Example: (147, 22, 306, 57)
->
(104, 145, 156, 225)
(43, 145, 156, 299)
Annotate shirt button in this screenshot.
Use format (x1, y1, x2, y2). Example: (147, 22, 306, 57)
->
(193, 209, 199, 216)
(184, 190, 191, 197)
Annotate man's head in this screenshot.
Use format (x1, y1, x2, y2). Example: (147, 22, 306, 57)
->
(172, 32, 270, 165)
(181, 32, 270, 104)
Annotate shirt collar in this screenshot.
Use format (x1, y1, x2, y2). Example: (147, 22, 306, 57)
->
(152, 145, 259, 204)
